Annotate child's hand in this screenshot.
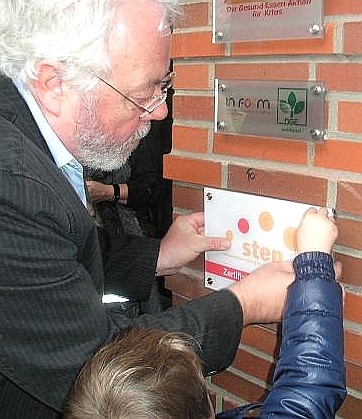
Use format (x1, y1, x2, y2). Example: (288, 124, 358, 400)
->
(297, 207, 338, 254)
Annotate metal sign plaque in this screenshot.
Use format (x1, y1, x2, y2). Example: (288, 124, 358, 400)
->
(215, 79, 326, 141)
(213, 0, 324, 43)
(204, 187, 323, 291)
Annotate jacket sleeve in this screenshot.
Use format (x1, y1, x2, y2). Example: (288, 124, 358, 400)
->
(260, 251, 346, 418)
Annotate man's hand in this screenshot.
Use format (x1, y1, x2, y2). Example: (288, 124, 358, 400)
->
(156, 212, 230, 276)
(86, 180, 114, 203)
(229, 261, 295, 326)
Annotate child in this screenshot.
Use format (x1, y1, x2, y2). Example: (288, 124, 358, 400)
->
(64, 208, 346, 419)
(64, 328, 211, 418)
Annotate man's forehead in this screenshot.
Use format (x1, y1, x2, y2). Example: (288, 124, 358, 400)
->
(108, 2, 172, 85)
(117, 1, 172, 31)
(112, 0, 172, 48)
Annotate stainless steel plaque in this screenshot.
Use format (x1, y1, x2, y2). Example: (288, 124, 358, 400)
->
(213, 0, 324, 43)
(215, 79, 326, 141)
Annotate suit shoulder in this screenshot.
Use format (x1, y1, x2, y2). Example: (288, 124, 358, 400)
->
(0, 115, 55, 178)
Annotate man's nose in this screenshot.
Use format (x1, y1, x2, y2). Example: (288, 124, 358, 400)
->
(143, 101, 168, 121)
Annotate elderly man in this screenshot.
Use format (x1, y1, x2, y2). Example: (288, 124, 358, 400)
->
(0, 1, 293, 417)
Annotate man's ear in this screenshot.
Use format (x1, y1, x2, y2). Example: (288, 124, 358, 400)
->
(33, 63, 64, 117)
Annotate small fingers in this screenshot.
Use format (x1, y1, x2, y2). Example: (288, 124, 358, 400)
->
(318, 207, 328, 216)
(305, 207, 318, 215)
(326, 207, 337, 220)
(337, 281, 346, 308)
(317, 207, 337, 224)
(334, 260, 342, 280)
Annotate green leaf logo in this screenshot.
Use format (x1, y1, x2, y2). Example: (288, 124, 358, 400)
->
(279, 92, 305, 118)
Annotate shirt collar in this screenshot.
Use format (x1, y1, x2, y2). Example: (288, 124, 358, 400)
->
(13, 78, 87, 206)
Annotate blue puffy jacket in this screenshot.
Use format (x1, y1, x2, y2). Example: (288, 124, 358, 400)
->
(217, 251, 346, 419)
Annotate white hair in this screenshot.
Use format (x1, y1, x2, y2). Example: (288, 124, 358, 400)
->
(0, 0, 180, 91)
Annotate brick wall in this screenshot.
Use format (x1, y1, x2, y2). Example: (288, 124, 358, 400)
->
(164, 1, 362, 417)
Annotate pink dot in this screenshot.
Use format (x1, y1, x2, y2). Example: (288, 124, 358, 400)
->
(238, 218, 249, 234)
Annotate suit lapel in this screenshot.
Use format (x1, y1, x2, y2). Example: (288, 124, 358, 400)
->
(0, 75, 54, 161)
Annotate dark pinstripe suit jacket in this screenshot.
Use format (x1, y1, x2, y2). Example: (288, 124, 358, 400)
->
(0, 76, 243, 418)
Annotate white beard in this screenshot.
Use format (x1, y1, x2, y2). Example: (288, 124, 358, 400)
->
(73, 94, 151, 171)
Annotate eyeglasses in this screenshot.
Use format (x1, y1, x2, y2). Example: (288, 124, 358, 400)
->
(95, 71, 176, 118)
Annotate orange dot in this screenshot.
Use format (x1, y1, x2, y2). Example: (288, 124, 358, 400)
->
(226, 230, 234, 241)
(284, 227, 297, 251)
(259, 212, 274, 231)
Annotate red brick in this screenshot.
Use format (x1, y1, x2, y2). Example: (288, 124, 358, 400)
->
(172, 125, 208, 153)
(344, 292, 362, 324)
(325, 0, 362, 15)
(228, 166, 327, 206)
(215, 63, 309, 80)
(175, 3, 209, 29)
(317, 63, 362, 92)
(233, 349, 275, 386)
(241, 325, 279, 357)
(172, 184, 204, 212)
(173, 95, 214, 121)
(173, 64, 210, 90)
(164, 155, 222, 187)
(212, 370, 267, 402)
(334, 253, 362, 287)
(214, 133, 308, 164)
(344, 22, 362, 55)
(335, 218, 362, 251)
(165, 273, 210, 300)
(314, 140, 362, 173)
(188, 253, 205, 273)
(345, 330, 362, 364)
(338, 102, 362, 134)
(336, 181, 362, 216)
(172, 32, 225, 59)
(338, 393, 362, 419)
(346, 361, 362, 393)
